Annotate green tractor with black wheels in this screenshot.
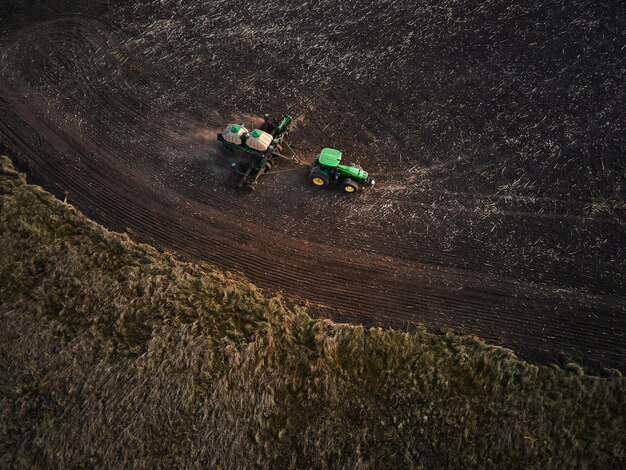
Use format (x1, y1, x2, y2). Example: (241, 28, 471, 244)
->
(309, 148, 375, 193)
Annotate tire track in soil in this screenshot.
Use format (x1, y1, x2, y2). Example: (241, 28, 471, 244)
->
(0, 17, 624, 372)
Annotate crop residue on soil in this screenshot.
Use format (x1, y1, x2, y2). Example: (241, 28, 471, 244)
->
(0, 0, 624, 372)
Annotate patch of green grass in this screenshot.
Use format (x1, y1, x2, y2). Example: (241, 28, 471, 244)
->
(0, 156, 624, 468)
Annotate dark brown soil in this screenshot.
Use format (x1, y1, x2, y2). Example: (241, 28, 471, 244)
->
(0, 0, 624, 372)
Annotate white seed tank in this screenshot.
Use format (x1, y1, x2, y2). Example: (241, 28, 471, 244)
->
(246, 129, 273, 151)
(222, 124, 248, 145)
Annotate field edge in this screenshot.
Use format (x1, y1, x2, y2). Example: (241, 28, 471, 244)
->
(1, 155, 624, 467)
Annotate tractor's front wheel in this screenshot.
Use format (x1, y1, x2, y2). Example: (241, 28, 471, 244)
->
(341, 178, 359, 193)
(309, 167, 329, 188)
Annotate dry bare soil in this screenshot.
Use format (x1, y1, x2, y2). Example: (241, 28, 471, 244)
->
(1, 157, 625, 467)
(0, 0, 624, 374)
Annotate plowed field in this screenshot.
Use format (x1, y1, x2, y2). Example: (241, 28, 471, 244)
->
(1, 0, 624, 371)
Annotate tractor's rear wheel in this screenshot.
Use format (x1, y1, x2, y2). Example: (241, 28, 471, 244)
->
(341, 178, 359, 193)
(309, 167, 329, 188)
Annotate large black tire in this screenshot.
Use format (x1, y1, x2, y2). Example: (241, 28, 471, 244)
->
(341, 178, 359, 194)
(309, 166, 329, 188)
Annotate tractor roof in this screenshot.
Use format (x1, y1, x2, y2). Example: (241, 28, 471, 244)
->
(318, 148, 342, 167)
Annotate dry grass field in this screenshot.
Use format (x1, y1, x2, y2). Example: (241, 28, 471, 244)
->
(1, 157, 624, 467)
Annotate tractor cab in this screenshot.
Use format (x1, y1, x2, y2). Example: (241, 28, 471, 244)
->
(317, 148, 343, 168)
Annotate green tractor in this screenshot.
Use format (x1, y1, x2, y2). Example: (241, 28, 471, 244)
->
(308, 148, 375, 193)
